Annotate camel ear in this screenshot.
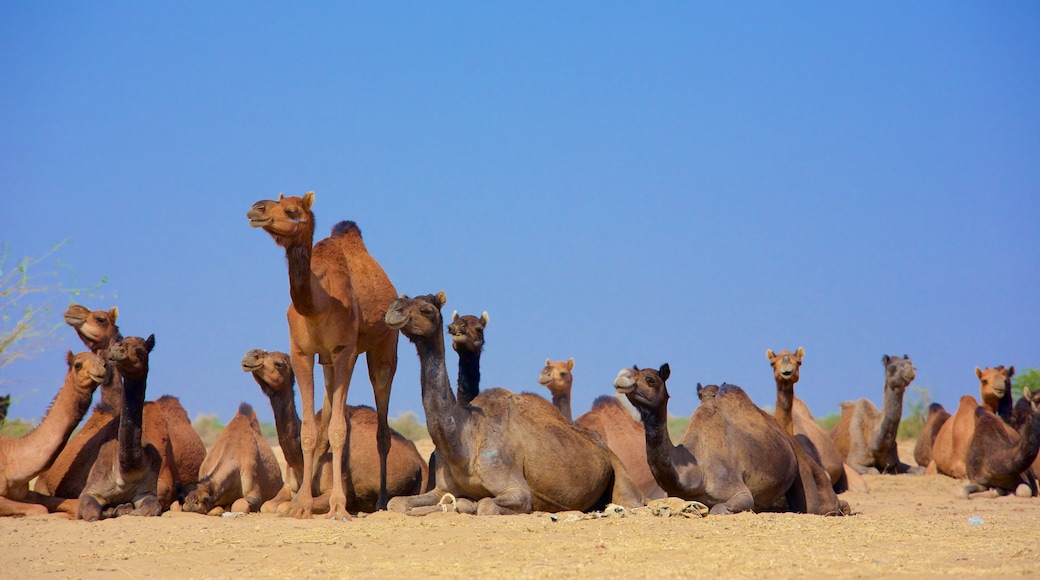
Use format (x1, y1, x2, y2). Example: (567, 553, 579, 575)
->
(545, 358, 551, 367)
(659, 363, 671, 381)
(434, 291, 447, 308)
(145, 334, 156, 352)
(796, 346, 804, 358)
(567, 358, 574, 371)
(1024, 386, 1032, 399)
(66, 350, 75, 368)
(696, 382, 703, 392)
(882, 355, 891, 367)
(302, 191, 314, 210)
(975, 366, 983, 379)
(904, 354, 910, 360)
(109, 307, 119, 323)
(480, 311, 489, 326)
(451, 310, 459, 323)
(1008, 365, 1015, 378)
(766, 349, 776, 362)
(278, 192, 285, 200)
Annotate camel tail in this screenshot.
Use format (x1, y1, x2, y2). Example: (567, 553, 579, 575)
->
(331, 220, 362, 239)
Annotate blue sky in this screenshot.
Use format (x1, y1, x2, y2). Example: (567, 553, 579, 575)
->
(2, 2, 1038, 427)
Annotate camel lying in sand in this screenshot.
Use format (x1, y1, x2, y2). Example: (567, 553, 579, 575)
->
(929, 366, 1015, 479)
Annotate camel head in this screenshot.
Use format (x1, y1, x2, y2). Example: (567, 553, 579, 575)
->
(0, 393, 9, 423)
(882, 354, 916, 391)
(246, 192, 316, 245)
(1022, 387, 1040, 413)
(384, 292, 447, 340)
(614, 364, 671, 410)
(242, 349, 294, 398)
(448, 310, 489, 355)
(180, 481, 214, 514)
(696, 382, 719, 402)
(107, 335, 156, 382)
(976, 365, 1014, 406)
(766, 347, 804, 384)
(538, 358, 574, 399)
(65, 304, 121, 351)
(67, 350, 109, 393)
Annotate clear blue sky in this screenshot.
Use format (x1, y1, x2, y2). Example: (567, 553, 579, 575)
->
(2, 2, 1038, 426)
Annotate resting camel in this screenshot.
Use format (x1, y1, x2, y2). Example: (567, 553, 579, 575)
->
(696, 383, 719, 402)
(538, 358, 665, 500)
(248, 192, 399, 519)
(928, 365, 1015, 479)
(447, 311, 488, 407)
(242, 349, 426, 514)
(960, 387, 1040, 499)
(0, 351, 106, 516)
(615, 364, 848, 515)
(182, 403, 283, 515)
(913, 403, 951, 469)
(78, 335, 162, 521)
(767, 348, 868, 492)
(831, 354, 923, 475)
(384, 292, 643, 515)
(35, 305, 205, 511)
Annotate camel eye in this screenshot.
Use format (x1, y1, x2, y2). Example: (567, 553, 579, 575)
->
(274, 362, 284, 368)
(75, 362, 83, 370)
(95, 316, 106, 324)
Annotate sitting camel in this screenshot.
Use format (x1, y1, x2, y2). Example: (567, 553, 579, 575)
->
(447, 311, 488, 407)
(929, 365, 1015, 479)
(767, 348, 868, 492)
(538, 358, 666, 500)
(615, 364, 848, 515)
(0, 351, 107, 517)
(960, 387, 1040, 499)
(35, 305, 205, 511)
(182, 403, 283, 515)
(242, 349, 427, 514)
(831, 354, 924, 475)
(913, 403, 951, 470)
(385, 292, 643, 515)
(78, 335, 163, 521)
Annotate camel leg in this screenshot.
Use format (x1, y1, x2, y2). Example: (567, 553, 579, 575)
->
(709, 488, 755, 515)
(236, 466, 263, 513)
(367, 337, 398, 511)
(476, 485, 533, 515)
(955, 482, 994, 499)
(289, 350, 318, 518)
(130, 493, 162, 517)
(607, 454, 646, 508)
(0, 496, 49, 517)
(897, 462, 926, 475)
(262, 485, 294, 514)
(842, 464, 870, 493)
(326, 348, 358, 521)
(386, 488, 453, 515)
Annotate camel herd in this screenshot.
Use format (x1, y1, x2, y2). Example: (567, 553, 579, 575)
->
(1, 191, 1037, 520)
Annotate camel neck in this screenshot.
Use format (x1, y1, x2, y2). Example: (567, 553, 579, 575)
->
(98, 363, 124, 411)
(773, 380, 795, 435)
(871, 383, 905, 453)
(285, 242, 319, 316)
(552, 392, 573, 422)
(262, 383, 305, 473)
(636, 400, 698, 496)
(16, 376, 93, 479)
(414, 330, 467, 459)
(456, 348, 481, 407)
(118, 374, 148, 471)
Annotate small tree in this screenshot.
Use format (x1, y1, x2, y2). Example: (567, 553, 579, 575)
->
(1013, 367, 1040, 399)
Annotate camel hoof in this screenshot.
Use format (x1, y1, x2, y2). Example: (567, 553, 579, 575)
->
(1015, 483, 1033, 498)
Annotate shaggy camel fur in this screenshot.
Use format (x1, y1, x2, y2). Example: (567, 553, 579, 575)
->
(385, 292, 643, 515)
(913, 403, 951, 469)
(242, 349, 426, 514)
(831, 354, 924, 475)
(960, 388, 1040, 499)
(538, 359, 665, 500)
(182, 403, 283, 515)
(78, 336, 163, 521)
(447, 311, 488, 407)
(248, 192, 399, 519)
(929, 365, 1015, 479)
(615, 365, 848, 515)
(35, 305, 205, 511)
(0, 351, 106, 516)
(767, 348, 868, 493)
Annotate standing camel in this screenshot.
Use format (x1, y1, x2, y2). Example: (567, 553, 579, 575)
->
(247, 192, 399, 519)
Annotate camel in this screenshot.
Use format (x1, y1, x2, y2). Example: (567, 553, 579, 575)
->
(928, 365, 1016, 479)
(447, 311, 488, 407)
(830, 354, 923, 475)
(78, 335, 163, 521)
(0, 394, 10, 425)
(615, 364, 848, 515)
(913, 403, 951, 469)
(181, 403, 283, 515)
(248, 192, 399, 519)
(384, 292, 643, 515)
(960, 388, 1040, 499)
(0, 351, 106, 517)
(538, 358, 665, 500)
(696, 383, 719, 402)
(34, 305, 205, 511)
(242, 349, 426, 514)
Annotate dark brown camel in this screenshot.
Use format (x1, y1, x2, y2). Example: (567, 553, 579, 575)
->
(0, 351, 106, 517)
(242, 349, 426, 514)
(929, 365, 1015, 478)
(913, 403, 951, 469)
(248, 192, 399, 519)
(615, 365, 848, 515)
(696, 383, 719, 402)
(181, 403, 284, 515)
(447, 311, 488, 407)
(78, 335, 162, 521)
(961, 386, 1040, 499)
(384, 292, 643, 515)
(538, 358, 666, 500)
(831, 354, 924, 475)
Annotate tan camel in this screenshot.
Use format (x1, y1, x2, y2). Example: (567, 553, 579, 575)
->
(767, 348, 868, 493)
(34, 305, 205, 511)
(0, 351, 106, 516)
(447, 311, 488, 406)
(385, 292, 643, 515)
(831, 354, 924, 475)
(959, 387, 1040, 499)
(248, 192, 399, 519)
(696, 383, 719, 402)
(929, 365, 1015, 479)
(538, 358, 665, 500)
(182, 403, 284, 515)
(242, 349, 426, 514)
(615, 365, 848, 515)
(913, 403, 951, 469)
(78, 335, 163, 521)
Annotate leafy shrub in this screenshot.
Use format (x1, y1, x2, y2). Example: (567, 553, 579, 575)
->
(193, 414, 225, 448)
(389, 411, 429, 441)
(0, 418, 34, 438)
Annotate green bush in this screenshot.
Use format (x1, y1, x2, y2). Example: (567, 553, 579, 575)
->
(816, 412, 841, 432)
(667, 415, 688, 442)
(0, 418, 34, 438)
(1013, 367, 1040, 399)
(389, 411, 429, 441)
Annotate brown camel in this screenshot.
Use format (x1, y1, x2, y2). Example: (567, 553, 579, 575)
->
(960, 387, 1040, 499)
(913, 403, 951, 469)
(831, 354, 924, 475)
(538, 358, 666, 500)
(34, 305, 205, 511)
(0, 394, 10, 425)
(78, 335, 163, 521)
(615, 365, 848, 515)
(696, 383, 719, 402)
(447, 310, 488, 407)
(929, 365, 1015, 479)
(242, 349, 426, 514)
(384, 292, 643, 515)
(248, 192, 399, 519)
(767, 348, 868, 493)
(0, 351, 106, 517)
(182, 403, 284, 515)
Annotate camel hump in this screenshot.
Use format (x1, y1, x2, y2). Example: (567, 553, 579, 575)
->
(237, 402, 257, 419)
(154, 395, 190, 419)
(589, 395, 626, 413)
(927, 402, 947, 415)
(346, 405, 379, 425)
(331, 220, 362, 239)
(717, 383, 748, 399)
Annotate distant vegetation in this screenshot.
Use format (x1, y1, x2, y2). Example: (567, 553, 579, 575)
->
(814, 386, 931, 441)
(1013, 367, 1040, 399)
(388, 411, 429, 441)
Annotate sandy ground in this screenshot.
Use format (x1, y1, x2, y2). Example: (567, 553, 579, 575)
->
(3, 440, 1039, 579)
